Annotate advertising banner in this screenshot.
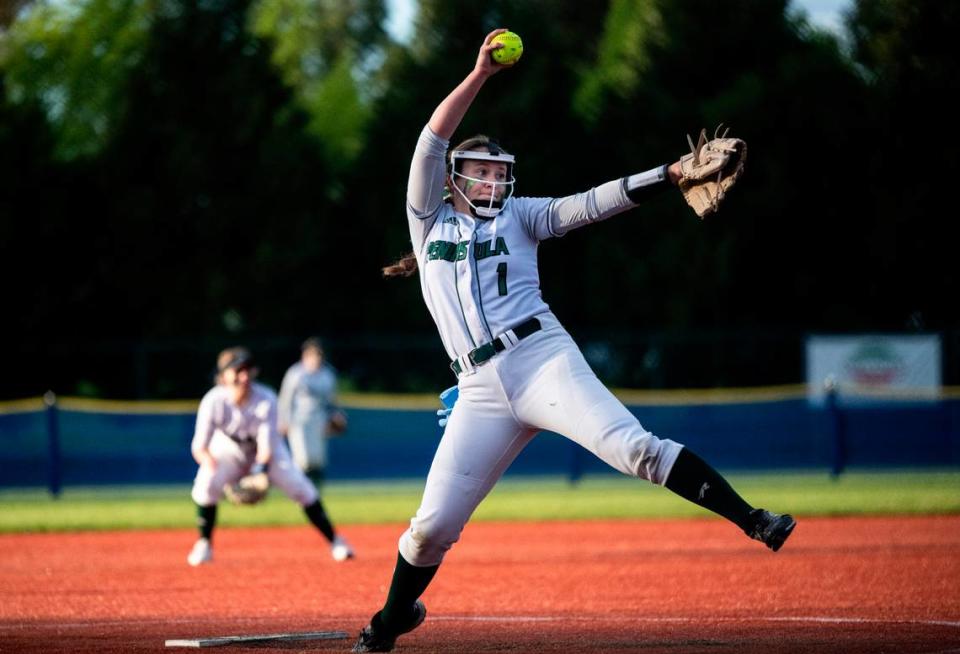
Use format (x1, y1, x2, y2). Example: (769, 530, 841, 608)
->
(806, 334, 941, 405)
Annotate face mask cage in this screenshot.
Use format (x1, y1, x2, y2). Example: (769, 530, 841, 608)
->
(449, 149, 516, 218)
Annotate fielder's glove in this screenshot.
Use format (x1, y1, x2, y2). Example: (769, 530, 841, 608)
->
(326, 410, 348, 435)
(678, 125, 746, 218)
(437, 385, 459, 428)
(223, 462, 270, 506)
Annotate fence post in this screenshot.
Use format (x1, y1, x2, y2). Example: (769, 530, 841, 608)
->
(825, 378, 846, 478)
(948, 394, 960, 466)
(43, 391, 62, 498)
(567, 439, 584, 485)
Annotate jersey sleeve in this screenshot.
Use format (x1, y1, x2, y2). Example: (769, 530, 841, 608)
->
(509, 196, 562, 241)
(277, 365, 298, 430)
(324, 366, 339, 412)
(406, 125, 450, 250)
(545, 178, 637, 236)
(190, 391, 216, 457)
(255, 393, 279, 462)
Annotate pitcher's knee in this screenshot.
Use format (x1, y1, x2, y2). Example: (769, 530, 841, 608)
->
(398, 522, 458, 567)
(628, 434, 683, 485)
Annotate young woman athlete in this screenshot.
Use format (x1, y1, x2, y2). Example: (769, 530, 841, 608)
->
(187, 347, 353, 566)
(352, 29, 795, 653)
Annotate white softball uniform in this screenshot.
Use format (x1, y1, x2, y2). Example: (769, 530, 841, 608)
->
(190, 382, 318, 507)
(398, 126, 683, 567)
(278, 362, 338, 472)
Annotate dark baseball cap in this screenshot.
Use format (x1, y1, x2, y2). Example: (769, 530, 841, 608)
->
(217, 347, 256, 373)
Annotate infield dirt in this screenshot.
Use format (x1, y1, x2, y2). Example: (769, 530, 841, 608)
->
(2, 516, 958, 653)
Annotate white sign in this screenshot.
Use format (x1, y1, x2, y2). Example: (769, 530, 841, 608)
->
(806, 334, 941, 404)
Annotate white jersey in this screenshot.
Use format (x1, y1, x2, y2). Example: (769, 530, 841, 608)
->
(396, 127, 683, 571)
(278, 362, 338, 429)
(190, 381, 318, 507)
(407, 125, 638, 362)
(277, 361, 339, 471)
(191, 382, 280, 460)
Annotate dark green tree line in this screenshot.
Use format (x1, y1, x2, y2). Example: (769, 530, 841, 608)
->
(0, 0, 955, 397)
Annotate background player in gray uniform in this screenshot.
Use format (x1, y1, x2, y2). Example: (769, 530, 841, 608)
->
(187, 346, 353, 566)
(278, 337, 348, 487)
(352, 30, 795, 653)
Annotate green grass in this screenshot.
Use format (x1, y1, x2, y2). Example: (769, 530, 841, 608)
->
(0, 470, 958, 533)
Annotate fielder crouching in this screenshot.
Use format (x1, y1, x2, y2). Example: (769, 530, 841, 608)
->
(186, 346, 353, 566)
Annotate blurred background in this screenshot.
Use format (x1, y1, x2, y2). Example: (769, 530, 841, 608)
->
(1, 0, 958, 490)
(2, 0, 956, 398)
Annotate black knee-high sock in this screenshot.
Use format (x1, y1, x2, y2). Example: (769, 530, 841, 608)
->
(196, 504, 217, 541)
(303, 500, 336, 542)
(665, 448, 754, 531)
(379, 552, 439, 631)
(307, 468, 325, 488)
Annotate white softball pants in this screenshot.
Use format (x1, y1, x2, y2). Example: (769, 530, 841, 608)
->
(398, 326, 683, 567)
(190, 434, 318, 507)
(287, 417, 329, 472)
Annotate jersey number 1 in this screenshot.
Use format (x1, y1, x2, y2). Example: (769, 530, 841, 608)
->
(496, 262, 508, 296)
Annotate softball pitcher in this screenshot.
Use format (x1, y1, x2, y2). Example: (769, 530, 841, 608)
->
(351, 30, 795, 652)
(187, 347, 353, 566)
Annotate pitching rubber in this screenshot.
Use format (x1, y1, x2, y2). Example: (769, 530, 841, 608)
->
(165, 630, 348, 648)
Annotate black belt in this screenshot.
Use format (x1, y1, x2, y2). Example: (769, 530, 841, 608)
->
(450, 318, 542, 375)
(227, 434, 256, 447)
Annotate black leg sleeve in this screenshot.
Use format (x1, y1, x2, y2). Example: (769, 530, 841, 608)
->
(196, 503, 217, 541)
(664, 447, 754, 531)
(379, 552, 439, 632)
(303, 500, 336, 542)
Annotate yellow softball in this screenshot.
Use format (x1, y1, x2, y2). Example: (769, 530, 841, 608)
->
(491, 31, 523, 66)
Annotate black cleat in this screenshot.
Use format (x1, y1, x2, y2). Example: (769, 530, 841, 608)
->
(353, 600, 427, 653)
(747, 509, 796, 552)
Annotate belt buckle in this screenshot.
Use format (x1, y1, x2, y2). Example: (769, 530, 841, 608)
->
(469, 342, 496, 366)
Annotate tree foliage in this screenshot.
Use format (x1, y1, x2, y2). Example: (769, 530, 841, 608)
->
(1, 0, 955, 396)
(1, 0, 153, 160)
(248, 0, 387, 169)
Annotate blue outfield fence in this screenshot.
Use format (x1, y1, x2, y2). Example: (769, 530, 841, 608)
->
(1, 387, 958, 492)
